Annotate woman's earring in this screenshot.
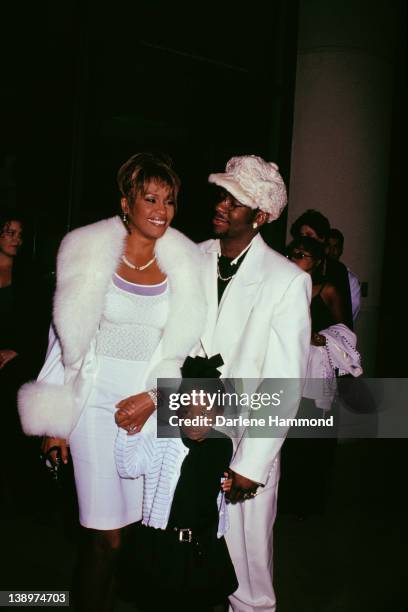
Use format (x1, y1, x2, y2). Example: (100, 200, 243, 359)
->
(121, 211, 131, 234)
(252, 222, 258, 229)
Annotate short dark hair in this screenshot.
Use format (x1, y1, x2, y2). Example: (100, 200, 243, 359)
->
(0, 207, 25, 234)
(117, 152, 181, 208)
(329, 228, 344, 249)
(290, 209, 331, 241)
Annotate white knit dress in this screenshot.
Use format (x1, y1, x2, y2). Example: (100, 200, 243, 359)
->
(68, 273, 168, 530)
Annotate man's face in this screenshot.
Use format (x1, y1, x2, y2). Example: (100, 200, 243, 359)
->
(327, 237, 342, 260)
(212, 188, 255, 240)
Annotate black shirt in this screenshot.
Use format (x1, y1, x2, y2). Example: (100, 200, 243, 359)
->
(167, 431, 233, 531)
(217, 247, 250, 303)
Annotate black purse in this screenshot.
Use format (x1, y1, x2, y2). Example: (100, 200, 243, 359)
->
(40, 446, 73, 486)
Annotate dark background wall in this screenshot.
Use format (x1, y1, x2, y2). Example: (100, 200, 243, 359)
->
(18, 0, 299, 272)
(4, 0, 408, 375)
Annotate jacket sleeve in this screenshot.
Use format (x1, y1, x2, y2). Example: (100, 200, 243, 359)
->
(230, 272, 311, 485)
(17, 324, 76, 438)
(37, 324, 65, 385)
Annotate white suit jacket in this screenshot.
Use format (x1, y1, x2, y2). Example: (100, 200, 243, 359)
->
(198, 234, 311, 485)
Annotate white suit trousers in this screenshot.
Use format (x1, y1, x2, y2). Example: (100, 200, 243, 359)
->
(226, 456, 280, 612)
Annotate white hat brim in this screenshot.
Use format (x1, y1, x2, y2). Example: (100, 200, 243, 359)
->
(208, 173, 256, 210)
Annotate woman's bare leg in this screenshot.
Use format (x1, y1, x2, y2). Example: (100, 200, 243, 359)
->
(74, 527, 122, 612)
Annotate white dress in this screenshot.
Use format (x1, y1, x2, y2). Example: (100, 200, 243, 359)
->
(68, 273, 169, 530)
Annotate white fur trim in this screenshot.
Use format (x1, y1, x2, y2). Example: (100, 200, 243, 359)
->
(19, 217, 206, 438)
(54, 217, 126, 365)
(18, 381, 75, 438)
(155, 227, 206, 359)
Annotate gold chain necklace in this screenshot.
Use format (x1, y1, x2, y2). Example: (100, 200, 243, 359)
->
(217, 256, 238, 282)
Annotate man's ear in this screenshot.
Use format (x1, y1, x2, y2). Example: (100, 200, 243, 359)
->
(254, 210, 269, 228)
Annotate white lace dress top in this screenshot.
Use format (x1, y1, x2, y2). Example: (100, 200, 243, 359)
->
(96, 273, 169, 361)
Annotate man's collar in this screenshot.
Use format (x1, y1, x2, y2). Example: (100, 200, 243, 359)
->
(204, 234, 261, 257)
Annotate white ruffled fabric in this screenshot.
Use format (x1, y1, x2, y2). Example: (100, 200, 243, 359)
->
(115, 426, 229, 538)
(304, 323, 363, 410)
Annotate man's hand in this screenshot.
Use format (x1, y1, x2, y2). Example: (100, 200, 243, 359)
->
(226, 469, 260, 503)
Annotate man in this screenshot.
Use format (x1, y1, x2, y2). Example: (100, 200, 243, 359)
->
(327, 228, 361, 322)
(198, 155, 311, 611)
(290, 209, 354, 329)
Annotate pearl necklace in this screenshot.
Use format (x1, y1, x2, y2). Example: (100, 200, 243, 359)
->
(121, 254, 156, 271)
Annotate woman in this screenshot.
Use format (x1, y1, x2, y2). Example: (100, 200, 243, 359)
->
(18, 153, 206, 611)
(0, 208, 29, 512)
(286, 235, 348, 347)
(290, 209, 354, 329)
(0, 209, 48, 377)
(280, 236, 360, 517)
(0, 208, 24, 371)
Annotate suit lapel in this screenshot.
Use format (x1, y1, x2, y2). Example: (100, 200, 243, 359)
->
(212, 235, 266, 366)
(200, 247, 219, 357)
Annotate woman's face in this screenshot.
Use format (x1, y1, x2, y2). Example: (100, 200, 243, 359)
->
(0, 220, 23, 258)
(121, 180, 176, 240)
(290, 247, 318, 274)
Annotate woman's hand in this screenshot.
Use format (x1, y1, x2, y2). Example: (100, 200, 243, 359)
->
(311, 332, 326, 346)
(0, 349, 18, 369)
(115, 392, 155, 434)
(40, 437, 69, 464)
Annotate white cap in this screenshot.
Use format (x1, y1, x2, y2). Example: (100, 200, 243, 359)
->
(208, 155, 287, 222)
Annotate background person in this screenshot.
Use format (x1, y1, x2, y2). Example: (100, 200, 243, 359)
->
(327, 228, 361, 322)
(281, 235, 361, 517)
(1, 208, 26, 512)
(290, 209, 354, 329)
(286, 236, 348, 344)
(18, 153, 206, 612)
(0, 208, 49, 515)
(0, 208, 25, 372)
